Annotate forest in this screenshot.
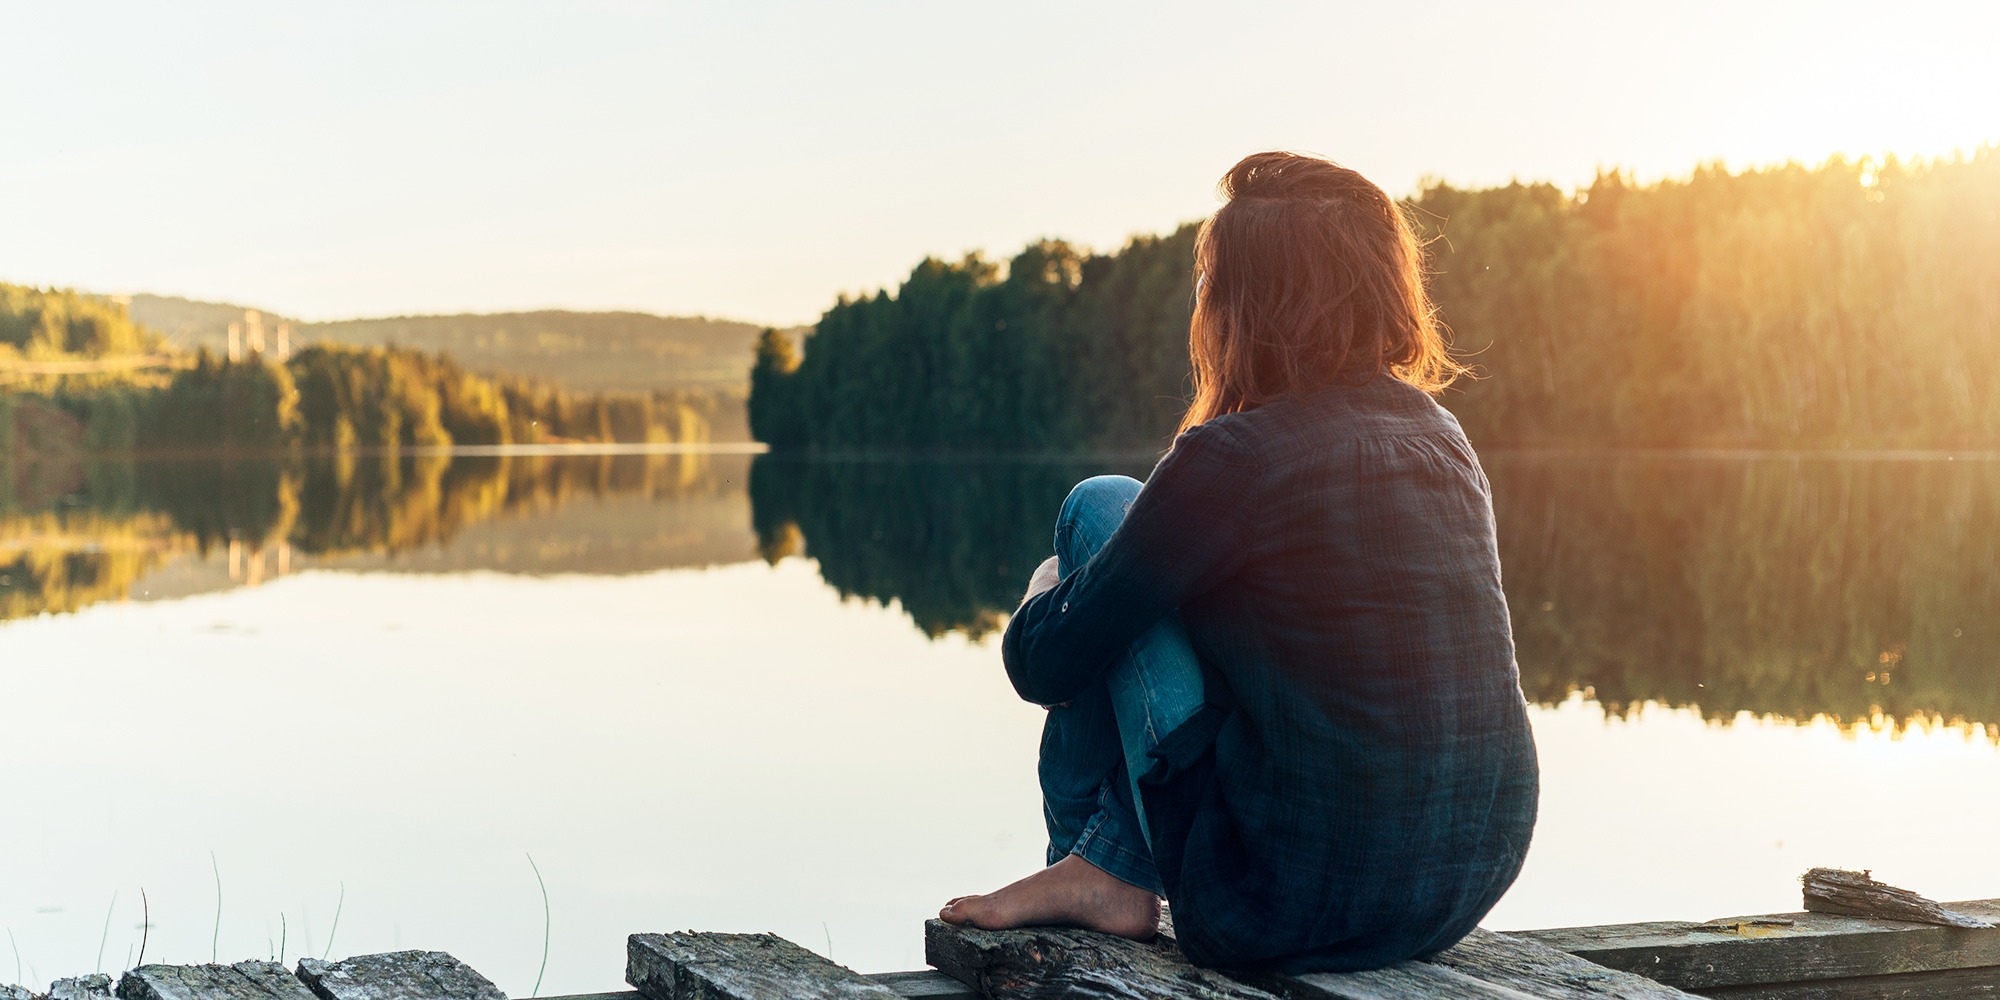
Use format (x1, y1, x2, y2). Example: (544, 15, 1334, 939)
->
(0, 285, 159, 358)
(2, 284, 722, 457)
(6, 346, 718, 455)
(751, 148, 2000, 451)
(127, 295, 767, 394)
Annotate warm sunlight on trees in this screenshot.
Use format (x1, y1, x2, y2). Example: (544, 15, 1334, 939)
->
(0, 285, 154, 358)
(754, 150, 2000, 451)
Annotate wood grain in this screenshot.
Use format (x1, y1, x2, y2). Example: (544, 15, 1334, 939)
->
(627, 932, 902, 1000)
(1427, 929, 1700, 998)
(1801, 869, 1994, 929)
(926, 919, 1698, 999)
(1516, 897, 2000, 989)
(48, 976, 117, 1000)
(115, 962, 320, 1000)
(861, 972, 975, 999)
(295, 951, 506, 1000)
(925, 919, 1281, 1000)
(1269, 960, 1547, 999)
(1700, 963, 2000, 998)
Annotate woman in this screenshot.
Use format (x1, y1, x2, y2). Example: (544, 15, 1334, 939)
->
(939, 151, 1539, 973)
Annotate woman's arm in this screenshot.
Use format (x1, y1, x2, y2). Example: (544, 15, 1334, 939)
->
(1002, 421, 1263, 706)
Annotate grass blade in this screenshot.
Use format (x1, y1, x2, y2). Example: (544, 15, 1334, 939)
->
(97, 890, 118, 974)
(211, 852, 222, 963)
(527, 853, 550, 998)
(321, 883, 344, 960)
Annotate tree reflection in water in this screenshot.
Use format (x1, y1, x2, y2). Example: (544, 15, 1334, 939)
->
(749, 453, 1155, 637)
(4, 449, 1995, 735)
(751, 452, 2000, 735)
(0, 450, 748, 621)
(1492, 455, 2000, 735)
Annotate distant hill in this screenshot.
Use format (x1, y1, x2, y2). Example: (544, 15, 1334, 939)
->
(123, 294, 275, 351)
(127, 294, 769, 393)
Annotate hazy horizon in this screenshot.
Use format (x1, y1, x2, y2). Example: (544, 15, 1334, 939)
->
(119, 289, 771, 327)
(5, 0, 1995, 328)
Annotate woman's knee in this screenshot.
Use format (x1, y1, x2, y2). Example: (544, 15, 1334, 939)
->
(1063, 475, 1143, 518)
(1056, 475, 1144, 572)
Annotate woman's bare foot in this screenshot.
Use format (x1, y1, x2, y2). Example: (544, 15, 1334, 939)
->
(937, 854, 1161, 940)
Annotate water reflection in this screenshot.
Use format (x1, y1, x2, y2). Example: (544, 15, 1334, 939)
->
(0, 510, 194, 619)
(750, 452, 2000, 734)
(0, 451, 755, 619)
(4, 448, 1996, 733)
(749, 454, 1152, 637)
(1493, 454, 2000, 734)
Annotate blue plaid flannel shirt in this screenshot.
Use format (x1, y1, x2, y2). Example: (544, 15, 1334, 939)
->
(1003, 377, 1540, 972)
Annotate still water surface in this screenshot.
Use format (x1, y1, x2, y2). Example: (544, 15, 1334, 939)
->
(2, 448, 1998, 995)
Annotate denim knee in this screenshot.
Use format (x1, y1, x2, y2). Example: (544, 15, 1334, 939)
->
(1056, 475, 1143, 574)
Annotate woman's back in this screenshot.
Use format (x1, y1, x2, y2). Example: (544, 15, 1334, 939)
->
(1153, 377, 1537, 971)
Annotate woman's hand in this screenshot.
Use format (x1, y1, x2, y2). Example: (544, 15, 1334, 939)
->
(1022, 555, 1061, 608)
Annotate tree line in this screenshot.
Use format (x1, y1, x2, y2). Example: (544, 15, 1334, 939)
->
(126, 296, 766, 394)
(750, 231, 1198, 451)
(5, 285, 730, 455)
(7, 344, 721, 455)
(1, 284, 156, 358)
(751, 148, 2000, 450)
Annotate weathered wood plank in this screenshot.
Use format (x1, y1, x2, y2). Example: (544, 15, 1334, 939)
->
(1263, 960, 1547, 999)
(1801, 868, 1993, 928)
(925, 919, 1281, 1000)
(1700, 964, 2000, 998)
(1515, 898, 2000, 989)
(926, 918, 1699, 999)
(1428, 929, 1701, 998)
(49, 976, 116, 1000)
(295, 951, 506, 1000)
(116, 962, 320, 1000)
(544, 969, 975, 1000)
(863, 972, 975, 999)
(627, 932, 902, 1000)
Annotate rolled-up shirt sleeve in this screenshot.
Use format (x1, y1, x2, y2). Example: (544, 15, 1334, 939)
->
(1001, 420, 1264, 706)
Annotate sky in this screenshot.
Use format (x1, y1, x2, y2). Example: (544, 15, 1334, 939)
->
(3, 0, 1996, 327)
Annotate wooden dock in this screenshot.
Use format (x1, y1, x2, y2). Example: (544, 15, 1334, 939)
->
(7, 873, 1996, 999)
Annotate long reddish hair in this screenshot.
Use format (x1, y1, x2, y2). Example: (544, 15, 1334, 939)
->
(1179, 151, 1465, 433)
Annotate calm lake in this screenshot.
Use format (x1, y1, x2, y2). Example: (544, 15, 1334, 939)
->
(3, 446, 1998, 996)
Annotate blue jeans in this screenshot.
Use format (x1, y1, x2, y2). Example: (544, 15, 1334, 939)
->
(1038, 475, 1208, 896)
